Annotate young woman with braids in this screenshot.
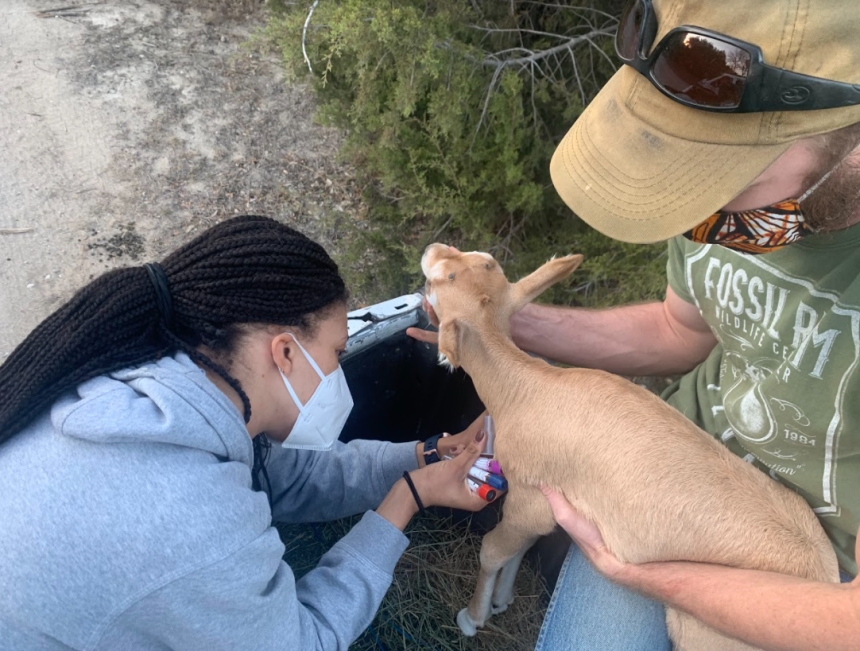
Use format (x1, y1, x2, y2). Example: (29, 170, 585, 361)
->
(0, 215, 495, 651)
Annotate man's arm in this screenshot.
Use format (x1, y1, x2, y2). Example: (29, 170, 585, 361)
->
(542, 486, 860, 651)
(625, 557, 860, 651)
(510, 286, 717, 376)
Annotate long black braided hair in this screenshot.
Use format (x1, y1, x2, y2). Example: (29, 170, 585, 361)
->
(0, 216, 347, 494)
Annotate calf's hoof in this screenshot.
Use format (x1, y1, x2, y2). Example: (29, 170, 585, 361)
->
(456, 608, 478, 636)
(491, 599, 511, 615)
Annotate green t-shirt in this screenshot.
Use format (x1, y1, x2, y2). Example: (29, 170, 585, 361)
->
(665, 224, 860, 576)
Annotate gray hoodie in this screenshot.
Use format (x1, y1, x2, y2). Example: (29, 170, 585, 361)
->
(0, 353, 419, 651)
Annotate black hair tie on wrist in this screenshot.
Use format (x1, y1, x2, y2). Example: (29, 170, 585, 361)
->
(402, 471, 425, 515)
(144, 262, 174, 328)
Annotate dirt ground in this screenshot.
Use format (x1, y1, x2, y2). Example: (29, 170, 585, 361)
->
(0, 0, 363, 356)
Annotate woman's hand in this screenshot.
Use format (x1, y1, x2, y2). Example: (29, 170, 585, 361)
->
(413, 428, 503, 511)
(415, 412, 487, 467)
(540, 486, 629, 582)
(438, 412, 485, 458)
(379, 429, 503, 531)
(436, 412, 488, 461)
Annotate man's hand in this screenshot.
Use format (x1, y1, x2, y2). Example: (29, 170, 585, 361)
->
(541, 487, 860, 651)
(540, 486, 629, 582)
(406, 297, 440, 345)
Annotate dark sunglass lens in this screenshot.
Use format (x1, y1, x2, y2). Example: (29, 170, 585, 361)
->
(652, 32, 751, 108)
(616, 0, 644, 60)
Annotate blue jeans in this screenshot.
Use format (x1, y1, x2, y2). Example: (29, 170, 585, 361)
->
(536, 544, 855, 651)
(535, 543, 671, 651)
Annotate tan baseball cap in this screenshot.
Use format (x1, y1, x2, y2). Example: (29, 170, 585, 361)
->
(550, 0, 860, 243)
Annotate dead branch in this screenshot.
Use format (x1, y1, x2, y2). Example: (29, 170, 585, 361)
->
(302, 0, 321, 74)
(468, 25, 592, 41)
(481, 28, 614, 69)
(471, 27, 614, 141)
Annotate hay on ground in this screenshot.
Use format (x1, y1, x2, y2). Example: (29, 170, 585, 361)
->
(279, 510, 549, 651)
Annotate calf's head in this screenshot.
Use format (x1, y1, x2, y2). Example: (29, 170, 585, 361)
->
(421, 244, 582, 368)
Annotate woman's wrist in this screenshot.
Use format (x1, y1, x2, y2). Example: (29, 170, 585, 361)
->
(415, 433, 450, 468)
(376, 478, 419, 531)
(436, 435, 452, 458)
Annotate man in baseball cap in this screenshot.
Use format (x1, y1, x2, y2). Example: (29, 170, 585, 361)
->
(524, 0, 860, 649)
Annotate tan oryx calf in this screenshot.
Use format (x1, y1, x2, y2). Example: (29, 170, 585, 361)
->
(421, 243, 838, 651)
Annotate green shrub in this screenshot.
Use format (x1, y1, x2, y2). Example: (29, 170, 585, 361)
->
(266, 0, 667, 307)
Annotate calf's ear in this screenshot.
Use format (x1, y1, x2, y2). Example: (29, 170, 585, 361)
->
(509, 254, 583, 312)
(437, 318, 462, 369)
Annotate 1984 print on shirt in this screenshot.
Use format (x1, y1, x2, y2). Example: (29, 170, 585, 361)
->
(665, 228, 860, 575)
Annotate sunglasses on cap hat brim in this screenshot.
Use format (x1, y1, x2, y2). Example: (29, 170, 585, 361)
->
(617, 0, 860, 113)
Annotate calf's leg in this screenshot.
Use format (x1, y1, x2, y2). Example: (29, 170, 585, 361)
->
(457, 521, 537, 635)
(458, 487, 555, 636)
(491, 538, 537, 614)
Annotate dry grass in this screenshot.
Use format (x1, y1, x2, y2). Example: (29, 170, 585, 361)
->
(279, 511, 549, 651)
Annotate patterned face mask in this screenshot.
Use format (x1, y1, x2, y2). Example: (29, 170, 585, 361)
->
(682, 199, 809, 254)
(683, 165, 839, 254)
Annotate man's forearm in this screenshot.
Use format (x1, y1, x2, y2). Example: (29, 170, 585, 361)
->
(510, 302, 709, 376)
(624, 560, 859, 651)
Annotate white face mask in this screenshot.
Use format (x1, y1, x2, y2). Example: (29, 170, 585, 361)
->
(278, 336, 354, 451)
